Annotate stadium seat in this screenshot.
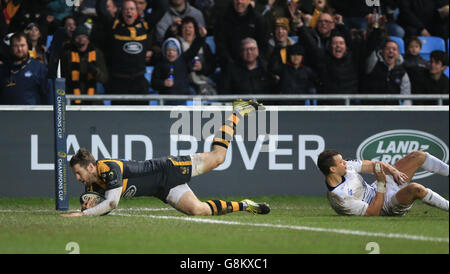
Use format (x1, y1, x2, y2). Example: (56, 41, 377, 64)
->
(389, 36, 405, 55)
(417, 36, 446, 60)
(444, 67, 449, 78)
(46, 35, 53, 50)
(205, 36, 216, 54)
(145, 66, 159, 105)
(289, 36, 299, 43)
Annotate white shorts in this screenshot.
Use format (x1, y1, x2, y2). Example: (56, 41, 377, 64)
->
(166, 183, 193, 206)
(165, 154, 201, 206)
(372, 176, 413, 216)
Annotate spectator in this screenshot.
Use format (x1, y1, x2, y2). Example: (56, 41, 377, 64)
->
(8, 0, 49, 35)
(403, 36, 429, 72)
(267, 17, 297, 80)
(278, 43, 317, 104)
(410, 50, 449, 105)
(309, 0, 334, 28)
(47, 0, 73, 34)
(398, 0, 448, 38)
(361, 15, 411, 105)
(96, 0, 152, 105)
(151, 26, 208, 96)
(47, 15, 77, 78)
(305, 12, 349, 55)
(0, 32, 48, 105)
(165, 16, 217, 95)
(219, 37, 276, 95)
(214, 0, 269, 70)
(381, 0, 405, 38)
(156, 0, 205, 44)
(295, 14, 364, 104)
(24, 22, 47, 64)
(61, 25, 108, 105)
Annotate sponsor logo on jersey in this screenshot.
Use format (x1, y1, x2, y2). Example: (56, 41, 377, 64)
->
(356, 129, 448, 179)
(123, 42, 143, 55)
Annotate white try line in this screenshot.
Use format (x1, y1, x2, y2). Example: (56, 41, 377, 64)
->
(110, 212, 449, 244)
(1, 208, 447, 243)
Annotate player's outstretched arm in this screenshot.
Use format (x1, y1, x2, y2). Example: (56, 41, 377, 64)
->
(364, 162, 386, 216)
(60, 188, 122, 217)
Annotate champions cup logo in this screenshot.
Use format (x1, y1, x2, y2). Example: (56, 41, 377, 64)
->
(56, 89, 66, 96)
(365, 0, 380, 7)
(58, 151, 67, 158)
(357, 130, 449, 179)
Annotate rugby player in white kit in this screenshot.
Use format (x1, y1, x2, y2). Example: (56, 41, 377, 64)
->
(317, 150, 449, 216)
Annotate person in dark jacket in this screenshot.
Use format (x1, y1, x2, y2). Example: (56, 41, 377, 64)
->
(361, 21, 412, 105)
(278, 43, 317, 105)
(397, 0, 448, 38)
(219, 37, 276, 96)
(214, 0, 269, 71)
(96, 0, 153, 104)
(295, 14, 362, 104)
(410, 50, 449, 105)
(150, 26, 207, 97)
(0, 32, 48, 105)
(164, 16, 217, 95)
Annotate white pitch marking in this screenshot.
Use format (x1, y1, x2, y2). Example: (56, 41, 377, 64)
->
(1, 208, 447, 243)
(111, 212, 449, 243)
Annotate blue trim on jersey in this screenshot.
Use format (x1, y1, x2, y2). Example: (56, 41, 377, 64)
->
(326, 176, 346, 191)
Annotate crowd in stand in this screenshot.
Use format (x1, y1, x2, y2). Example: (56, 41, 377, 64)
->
(0, 0, 448, 105)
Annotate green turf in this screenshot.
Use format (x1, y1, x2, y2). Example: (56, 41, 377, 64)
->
(0, 196, 448, 254)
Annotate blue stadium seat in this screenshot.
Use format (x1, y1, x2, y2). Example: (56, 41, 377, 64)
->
(145, 66, 159, 105)
(389, 36, 405, 55)
(417, 36, 446, 60)
(205, 36, 215, 54)
(46, 35, 53, 52)
(289, 36, 299, 43)
(444, 67, 449, 78)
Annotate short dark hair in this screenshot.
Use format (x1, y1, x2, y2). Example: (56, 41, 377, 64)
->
(406, 36, 422, 48)
(317, 149, 340, 176)
(10, 32, 27, 45)
(70, 148, 96, 168)
(430, 50, 449, 67)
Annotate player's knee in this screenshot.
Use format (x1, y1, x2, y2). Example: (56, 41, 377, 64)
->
(406, 150, 426, 163)
(407, 183, 427, 198)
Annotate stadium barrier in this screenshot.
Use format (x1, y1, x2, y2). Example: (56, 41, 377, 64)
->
(64, 94, 450, 106)
(0, 105, 448, 198)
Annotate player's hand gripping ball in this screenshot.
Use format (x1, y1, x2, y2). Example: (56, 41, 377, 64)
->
(80, 192, 105, 211)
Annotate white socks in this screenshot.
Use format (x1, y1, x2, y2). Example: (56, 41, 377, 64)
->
(422, 153, 449, 177)
(422, 188, 449, 211)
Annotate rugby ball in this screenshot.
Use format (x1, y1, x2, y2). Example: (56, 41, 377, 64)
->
(79, 192, 105, 209)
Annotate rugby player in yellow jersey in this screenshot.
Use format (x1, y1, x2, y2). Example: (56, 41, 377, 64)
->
(60, 100, 270, 217)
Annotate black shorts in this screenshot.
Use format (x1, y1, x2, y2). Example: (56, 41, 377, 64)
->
(122, 155, 193, 203)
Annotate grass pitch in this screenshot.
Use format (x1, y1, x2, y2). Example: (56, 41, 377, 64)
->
(0, 196, 448, 254)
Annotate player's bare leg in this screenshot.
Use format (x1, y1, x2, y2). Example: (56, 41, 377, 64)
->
(394, 151, 449, 211)
(171, 100, 270, 216)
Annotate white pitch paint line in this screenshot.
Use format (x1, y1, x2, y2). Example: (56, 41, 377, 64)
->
(1, 208, 447, 243)
(110, 212, 449, 243)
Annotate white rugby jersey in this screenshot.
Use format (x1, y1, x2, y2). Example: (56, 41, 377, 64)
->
(326, 160, 377, 216)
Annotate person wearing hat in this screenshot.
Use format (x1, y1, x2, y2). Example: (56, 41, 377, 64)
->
(278, 43, 317, 104)
(61, 25, 108, 105)
(24, 22, 47, 64)
(151, 26, 208, 97)
(267, 17, 297, 81)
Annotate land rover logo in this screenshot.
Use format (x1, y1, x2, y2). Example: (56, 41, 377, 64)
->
(356, 129, 448, 179)
(123, 42, 143, 54)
